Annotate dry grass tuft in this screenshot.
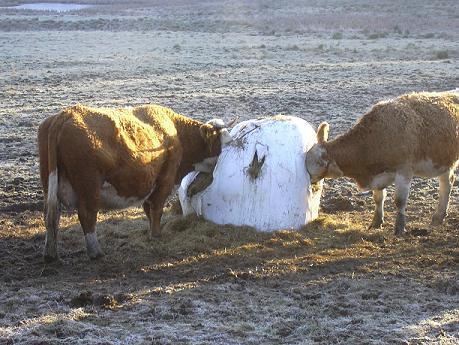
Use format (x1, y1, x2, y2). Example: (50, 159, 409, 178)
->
(434, 50, 449, 60)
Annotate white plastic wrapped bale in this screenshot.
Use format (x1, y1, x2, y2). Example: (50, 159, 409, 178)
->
(178, 115, 323, 231)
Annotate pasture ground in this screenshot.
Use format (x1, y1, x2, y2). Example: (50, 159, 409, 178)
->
(0, 0, 458, 343)
(1, 206, 458, 344)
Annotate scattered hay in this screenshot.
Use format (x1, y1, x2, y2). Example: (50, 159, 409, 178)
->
(160, 214, 268, 256)
(167, 196, 183, 215)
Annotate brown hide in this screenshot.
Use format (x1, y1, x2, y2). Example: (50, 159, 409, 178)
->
(39, 104, 217, 205)
(325, 92, 459, 186)
(173, 115, 222, 182)
(39, 103, 229, 259)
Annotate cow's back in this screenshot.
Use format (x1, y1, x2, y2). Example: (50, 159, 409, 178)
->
(53, 104, 179, 199)
(404, 92, 459, 168)
(351, 92, 458, 167)
(58, 104, 175, 164)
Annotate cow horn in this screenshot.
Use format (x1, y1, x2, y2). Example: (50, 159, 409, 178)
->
(224, 116, 238, 128)
(206, 116, 238, 129)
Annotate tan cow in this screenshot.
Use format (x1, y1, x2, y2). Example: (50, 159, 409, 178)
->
(38, 104, 233, 261)
(306, 91, 459, 235)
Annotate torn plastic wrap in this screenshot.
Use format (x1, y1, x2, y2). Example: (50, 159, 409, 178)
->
(178, 115, 323, 231)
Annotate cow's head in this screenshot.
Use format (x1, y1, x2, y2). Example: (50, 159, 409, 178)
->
(306, 122, 343, 183)
(199, 117, 236, 157)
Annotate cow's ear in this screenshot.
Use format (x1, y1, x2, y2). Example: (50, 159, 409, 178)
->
(317, 122, 329, 143)
(200, 123, 216, 140)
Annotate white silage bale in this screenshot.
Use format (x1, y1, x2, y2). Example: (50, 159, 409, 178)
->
(178, 115, 322, 231)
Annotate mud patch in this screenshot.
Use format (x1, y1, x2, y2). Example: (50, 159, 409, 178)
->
(69, 291, 134, 309)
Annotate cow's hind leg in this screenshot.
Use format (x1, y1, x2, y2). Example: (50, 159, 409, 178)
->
(369, 188, 386, 229)
(432, 168, 455, 225)
(78, 205, 103, 260)
(74, 176, 103, 260)
(44, 203, 61, 262)
(145, 152, 181, 239)
(394, 171, 413, 236)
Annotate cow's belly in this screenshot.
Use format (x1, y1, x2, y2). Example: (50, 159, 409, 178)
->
(58, 177, 155, 210)
(413, 159, 449, 178)
(58, 176, 78, 208)
(360, 160, 450, 191)
(368, 172, 396, 190)
(99, 182, 155, 210)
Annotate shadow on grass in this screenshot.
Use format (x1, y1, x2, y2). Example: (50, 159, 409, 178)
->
(0, 209, 375, 279)
(1, 207, 457, 299)
(1, 208, 458, 344)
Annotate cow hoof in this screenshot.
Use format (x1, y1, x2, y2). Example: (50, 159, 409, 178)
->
(43, 254, 61, 264)
(148, 231, 161, 241)
(394, 225, 406, 236)
(431, 214, 445, 226)
(394, 213, 406, 236)
(88, 252, 104, 261)
(394, 229, 405, 236)
(85, 233, 103, 260)
(368, 219, 384, 230)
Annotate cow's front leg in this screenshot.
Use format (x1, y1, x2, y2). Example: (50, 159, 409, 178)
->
(369, 188, 386, 229)
(75, 177, 103, 260)
(142, 199, 158, 236)
(394, 172, 412, 236)
(142, 200, 151, 225)
(431, 168, 455, 225)
(146, 155, 181, 239)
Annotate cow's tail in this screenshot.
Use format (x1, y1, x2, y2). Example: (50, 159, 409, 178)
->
(41, 113, 70, 260)
(46, 128, 59, 235)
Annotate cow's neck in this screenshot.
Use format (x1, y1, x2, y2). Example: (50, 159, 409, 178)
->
(170, 114, 209, 180)
(325, 133, 363, 179)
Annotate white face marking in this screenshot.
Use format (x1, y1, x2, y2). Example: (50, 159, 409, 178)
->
(369, 172, 395, 190)
(100, 182, 155, 210)
(206, 118, 226, 128)
(413, 159, 448, 178)
(306, 144, 328, 183)
(219, 128, 233, 146)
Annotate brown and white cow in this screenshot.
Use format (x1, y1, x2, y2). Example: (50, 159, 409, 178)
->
(306, 91, 459, 235)
(38, 104, 233, 261)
